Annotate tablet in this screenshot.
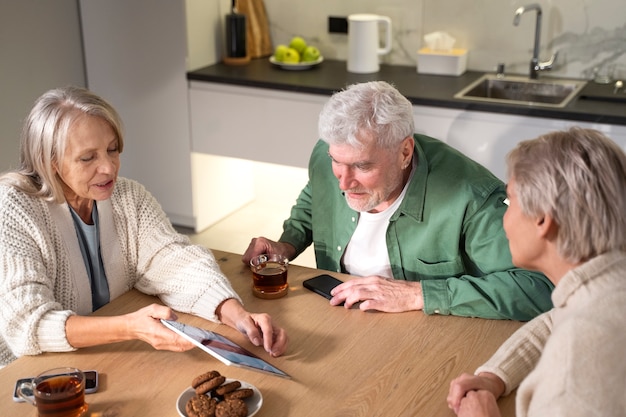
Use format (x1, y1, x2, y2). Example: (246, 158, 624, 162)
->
(161, 319, 290, 379)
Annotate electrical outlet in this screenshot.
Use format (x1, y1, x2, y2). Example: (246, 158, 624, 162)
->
(328, 16, 348, 34)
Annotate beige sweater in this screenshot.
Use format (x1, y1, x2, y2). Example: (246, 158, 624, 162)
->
(476, 251, 626, 417)
(0, 177, 241, 367)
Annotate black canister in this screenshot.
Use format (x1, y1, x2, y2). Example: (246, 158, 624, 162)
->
(226, 13, 247, 58)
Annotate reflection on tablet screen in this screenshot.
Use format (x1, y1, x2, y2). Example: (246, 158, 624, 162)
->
(161, 319, 289, 378)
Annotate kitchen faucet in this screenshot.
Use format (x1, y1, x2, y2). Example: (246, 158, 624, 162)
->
(513, 3, 557, 79)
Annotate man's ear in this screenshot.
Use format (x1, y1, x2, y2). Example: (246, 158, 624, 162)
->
(401, 136, 414, 166)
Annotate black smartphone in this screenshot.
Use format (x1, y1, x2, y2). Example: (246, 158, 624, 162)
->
(303, 274, 343, 300)
(12, 370, 99, 402)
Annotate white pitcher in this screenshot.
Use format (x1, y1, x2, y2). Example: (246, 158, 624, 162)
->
(347, 14, 392, 74)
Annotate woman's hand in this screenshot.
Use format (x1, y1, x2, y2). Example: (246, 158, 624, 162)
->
(447, 372, 505, 414)
(455, 390, 501, 417)
(66, 304, 195, 352)
(126, 304, 195, 351)
(216, 299, 288, 357)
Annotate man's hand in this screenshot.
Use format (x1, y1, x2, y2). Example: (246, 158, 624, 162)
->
(241, 237, 296, 265)
(330, 276, 424, 312)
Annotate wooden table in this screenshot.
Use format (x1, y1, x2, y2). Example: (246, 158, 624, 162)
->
(0, 250, 522, 416)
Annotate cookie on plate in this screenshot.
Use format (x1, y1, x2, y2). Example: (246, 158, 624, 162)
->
(192, 370, 221, 389)
(195, 376, 226, 395)
(215, 380, 241, 396)
(215, 398, 248, 417)
(186, 394, 217, 417)
(224, 388, 254, 400)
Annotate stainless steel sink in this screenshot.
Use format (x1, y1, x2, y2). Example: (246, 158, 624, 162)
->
(454, 74, 587, 108)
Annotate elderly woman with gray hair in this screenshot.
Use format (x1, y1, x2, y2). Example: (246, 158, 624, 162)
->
(0, 86, 287, 368)
(447, 127, 626, 417)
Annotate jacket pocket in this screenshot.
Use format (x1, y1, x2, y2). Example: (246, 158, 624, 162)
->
(411, 256, 465, 280)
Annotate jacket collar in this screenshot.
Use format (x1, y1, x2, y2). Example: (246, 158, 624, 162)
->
(390, 138, 426, 223)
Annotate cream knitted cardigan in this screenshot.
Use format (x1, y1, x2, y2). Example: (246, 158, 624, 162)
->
(475, 251, 626, 417)
(0, 177, 241, 367)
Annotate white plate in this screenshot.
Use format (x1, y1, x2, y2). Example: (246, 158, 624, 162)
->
(269, 55, 324, 70)
(176, 379, 263, 417)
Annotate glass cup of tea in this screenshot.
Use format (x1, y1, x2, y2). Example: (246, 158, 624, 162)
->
(249, 253, 289, 299)
(17, 367, 88, 417)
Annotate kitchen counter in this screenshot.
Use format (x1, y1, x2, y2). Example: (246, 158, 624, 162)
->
(188, 58, 626, 126)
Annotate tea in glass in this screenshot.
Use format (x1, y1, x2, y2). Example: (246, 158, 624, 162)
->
(17, 367, 88, 417)
(250, 254, 289, 299)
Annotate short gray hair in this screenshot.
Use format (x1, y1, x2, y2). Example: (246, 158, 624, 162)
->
(507, 127, 626, 263)
(318, 81, 414, 149)
(0, 86, 124, 203)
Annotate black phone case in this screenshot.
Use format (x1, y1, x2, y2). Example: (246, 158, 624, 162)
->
(303, 274, 343, 300)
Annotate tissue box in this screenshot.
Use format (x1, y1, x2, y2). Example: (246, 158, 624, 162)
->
(417, 48, 468, 76)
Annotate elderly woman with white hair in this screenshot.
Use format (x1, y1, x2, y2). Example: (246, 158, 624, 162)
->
(0, 86, 288, 367)
(447, 127, 626, 417)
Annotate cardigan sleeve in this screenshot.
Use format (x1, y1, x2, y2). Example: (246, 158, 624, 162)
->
(111, 178, 242, 323)
(475, 310, 554, 395)
(0, 186, 79, 365)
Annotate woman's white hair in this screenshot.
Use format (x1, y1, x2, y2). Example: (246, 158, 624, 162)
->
(507, 127, 626, 263)
(0, 86, 124, 203)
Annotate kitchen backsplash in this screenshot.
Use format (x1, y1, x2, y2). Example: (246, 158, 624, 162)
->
(260, 0, 626, 81)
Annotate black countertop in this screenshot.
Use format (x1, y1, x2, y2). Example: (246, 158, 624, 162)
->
(188, 58, 626, 126)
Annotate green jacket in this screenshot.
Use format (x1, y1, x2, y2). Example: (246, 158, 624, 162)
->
(280, 135, 554, 320)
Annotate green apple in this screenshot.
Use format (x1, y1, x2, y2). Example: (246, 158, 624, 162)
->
(273, 44, 289, 62)
(282, 48, 300, 63)
(289, 36, 307, 55)
(301, 46, 320, 62)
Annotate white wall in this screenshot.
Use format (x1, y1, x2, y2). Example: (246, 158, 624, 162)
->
(80, 0, 197, 227)
(263, 0, 626, 80)
(185, 0, 224, 70)
(0, 0, 85, 174)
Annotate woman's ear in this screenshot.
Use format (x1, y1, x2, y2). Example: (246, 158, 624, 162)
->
(537, 214, 558, 240)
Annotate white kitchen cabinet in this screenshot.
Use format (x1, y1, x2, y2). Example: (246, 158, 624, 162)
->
(190, 81, 626, 185)
(412, 105, 626, 181)
(189, 81, 328, 169)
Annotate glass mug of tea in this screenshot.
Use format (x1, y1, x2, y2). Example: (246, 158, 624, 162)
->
(249, 253, 289, 299)
(17, 367, 88, 417)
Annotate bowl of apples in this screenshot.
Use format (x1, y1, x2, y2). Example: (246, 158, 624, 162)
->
(269, 36, 323, 70)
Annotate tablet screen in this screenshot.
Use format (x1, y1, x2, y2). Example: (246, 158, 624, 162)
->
(161, 319, 290, 379)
